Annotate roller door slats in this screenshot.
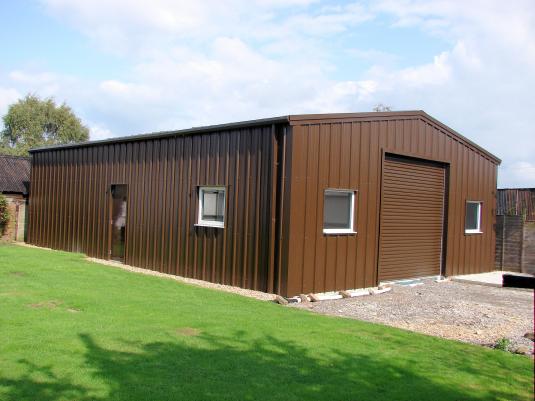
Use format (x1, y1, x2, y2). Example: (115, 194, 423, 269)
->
(378, 157, 445, 282)
(380, 226, 444, 231)
(380, 271, 440, 279)
(382, 196, 444, 205)
(383, 175, 444, 188)
(381, 191, 444, 201)
(381, 214, 444, 221)
(383, 167, 444, 178)
(383, 172, 444, 184)
(382, 209, 444, 217)
(380, 216, 444, 222)
(380, 261, 441, 269)
(379, 256, 442, 265)
(382, 197, 444, 205)
(380, 266, 440, 275)
(385, 160, 444, 174)
(381, 248, 442, 256)
(380, 217, 444, 224)
(382, 193, 443, 200)
(380, 259, 442, 267)
(381, 228, 443, 233)
(380, 268, 440, 277)
(383, 179, 444, 189)
(380, 239, 442, 245)
(380, 272, 439, 281)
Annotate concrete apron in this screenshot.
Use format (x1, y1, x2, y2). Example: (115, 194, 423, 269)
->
(451, 270, 533, 288)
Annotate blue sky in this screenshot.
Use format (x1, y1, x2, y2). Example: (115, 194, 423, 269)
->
(1, 0, 534, 187)
(1, 2, 112, 78)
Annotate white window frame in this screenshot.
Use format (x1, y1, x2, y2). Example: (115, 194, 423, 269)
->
(464, 201, 482, 234)
(323, 189, 356, 235)
(197, 186, 226, 228)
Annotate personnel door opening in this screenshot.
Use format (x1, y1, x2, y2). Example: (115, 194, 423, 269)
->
(110, 184, 127, 263)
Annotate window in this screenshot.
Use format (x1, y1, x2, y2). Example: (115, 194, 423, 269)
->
(323, 189, 356, 234)
(198, 186, 225, 228)
(465, 201, 482, 234)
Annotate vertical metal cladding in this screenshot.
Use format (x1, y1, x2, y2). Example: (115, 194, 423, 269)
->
(27, 112, 500, 297)
(28, 125, 280, 293)
(283, 114, 499, 296)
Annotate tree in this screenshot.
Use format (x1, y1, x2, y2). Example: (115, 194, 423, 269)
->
(0, 194, 9, 227)
(0, 94, 89, 156)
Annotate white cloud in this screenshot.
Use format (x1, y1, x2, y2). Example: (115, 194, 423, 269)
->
(0, 87, 22, 121)
(99, 80, 160, 100)
(89, 123, 114, 141)
(9, 70, 58, 85)
(353, 1, 535, 187)
(15, 0, 531, 188)
(499, 162, 535, 188)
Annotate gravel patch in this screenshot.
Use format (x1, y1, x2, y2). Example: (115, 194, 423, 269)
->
(291, 280, 534, 354)
(86, 257, 277, 301)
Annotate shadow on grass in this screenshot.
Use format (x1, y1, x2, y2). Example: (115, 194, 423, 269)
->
(0, 331, 525, 401)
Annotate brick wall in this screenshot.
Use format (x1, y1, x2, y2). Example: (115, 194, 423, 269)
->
(0, 194, 26, 242)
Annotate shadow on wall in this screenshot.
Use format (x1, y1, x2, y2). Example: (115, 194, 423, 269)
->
(0, 332, 522, 401)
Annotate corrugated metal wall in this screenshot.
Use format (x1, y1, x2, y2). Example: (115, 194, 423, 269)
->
(283, 115, 498, 296)
(28, 112, 499, 297)
(28, 125, 281, 293)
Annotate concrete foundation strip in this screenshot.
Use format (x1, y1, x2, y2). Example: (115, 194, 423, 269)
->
(277, 286, 392, 304)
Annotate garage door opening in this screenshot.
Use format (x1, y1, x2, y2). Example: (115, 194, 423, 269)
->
(378, 154, 447, 283)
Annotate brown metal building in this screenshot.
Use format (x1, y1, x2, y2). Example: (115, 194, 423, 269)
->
(27, 111, 500, 296)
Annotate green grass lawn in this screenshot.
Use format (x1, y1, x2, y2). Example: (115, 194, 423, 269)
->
(0, 244, 532, 401)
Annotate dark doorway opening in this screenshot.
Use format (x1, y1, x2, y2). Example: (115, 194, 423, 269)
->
(110, 184, 127, 263)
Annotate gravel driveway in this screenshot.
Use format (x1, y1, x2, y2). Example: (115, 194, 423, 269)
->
(291, 280, 533, 353)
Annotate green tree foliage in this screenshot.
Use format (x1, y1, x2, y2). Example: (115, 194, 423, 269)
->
(0, 194, 9, 226)
(0, 94, 89, 156)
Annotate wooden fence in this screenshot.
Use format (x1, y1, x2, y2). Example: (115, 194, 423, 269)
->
(496, 189, 535, 221)
(495, 191, 535, 274)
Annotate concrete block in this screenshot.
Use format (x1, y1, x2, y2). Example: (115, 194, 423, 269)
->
(275, 295, 288, 305)
(308, 293, 320, 302)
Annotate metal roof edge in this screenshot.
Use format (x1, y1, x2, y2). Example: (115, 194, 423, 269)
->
(29, 115, 290, 153)
(29, 111, 501, 165)
(288, 110, 423, 122)
(0, 154, 31, 160)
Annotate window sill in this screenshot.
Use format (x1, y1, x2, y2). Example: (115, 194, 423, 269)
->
(323, 229, 357, 236)
(195, 223, 224, 229)
(464, 230, 483, 235)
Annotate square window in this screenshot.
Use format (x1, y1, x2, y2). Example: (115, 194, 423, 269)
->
(198, 187, 225, 228)
(323, 190, 356, 234)
(465, 201, 482, 233)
